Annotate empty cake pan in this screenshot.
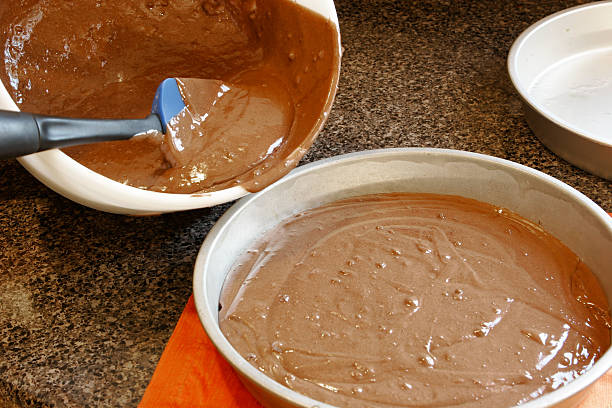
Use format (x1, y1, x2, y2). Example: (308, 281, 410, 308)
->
(193, 148, 612, 408)
(508, 1, 612, 180)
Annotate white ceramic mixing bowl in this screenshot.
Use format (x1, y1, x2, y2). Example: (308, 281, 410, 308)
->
(0, 0, 341, 215)
(194, 148, 612, 408)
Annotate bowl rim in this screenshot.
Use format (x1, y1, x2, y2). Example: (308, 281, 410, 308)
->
(193, 147, 612, 408)
(2, 0, 342, 214)
(507, 0, 612, 149)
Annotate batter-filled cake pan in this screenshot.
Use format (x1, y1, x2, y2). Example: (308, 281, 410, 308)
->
(193, 148, 612, 408)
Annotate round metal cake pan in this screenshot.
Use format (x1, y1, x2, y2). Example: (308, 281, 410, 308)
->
(508, 1, 612, 180)
(193, 148, 612, 408)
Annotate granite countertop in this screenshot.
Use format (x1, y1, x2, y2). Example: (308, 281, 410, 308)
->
(0, 0, 610, 407)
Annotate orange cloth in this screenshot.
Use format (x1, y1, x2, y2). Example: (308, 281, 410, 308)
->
(577, 369, 612, 408)
(139, 295, 262, 408)
(140, 214, 612, 408)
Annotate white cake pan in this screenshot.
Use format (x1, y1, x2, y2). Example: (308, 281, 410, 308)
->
(193, 148, 612, 408)
(508, 1, 612, 180)
(0, 0, 341, 215)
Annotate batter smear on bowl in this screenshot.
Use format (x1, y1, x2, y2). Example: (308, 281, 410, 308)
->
(219, 193, 611, 407)
(0, 0, 339, 193)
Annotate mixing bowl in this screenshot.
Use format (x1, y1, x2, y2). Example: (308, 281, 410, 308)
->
(193, 148, 612, 408)
(0, 0, 341, 215)
(508, 1, 612, 180)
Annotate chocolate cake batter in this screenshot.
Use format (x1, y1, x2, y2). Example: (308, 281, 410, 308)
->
(220, 193, 611, 407)
(0, 0, 339, 193)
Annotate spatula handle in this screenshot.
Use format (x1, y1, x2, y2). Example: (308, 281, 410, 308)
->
(0, 110, 162, 160)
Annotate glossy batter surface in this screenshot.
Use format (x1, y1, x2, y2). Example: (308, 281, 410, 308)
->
(0, 0, 339, 193)
(219, 193, 611, 407)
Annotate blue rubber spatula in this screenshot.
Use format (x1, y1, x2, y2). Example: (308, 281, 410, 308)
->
(0, 78, 186, 160)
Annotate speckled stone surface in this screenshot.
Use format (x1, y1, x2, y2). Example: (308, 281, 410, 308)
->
(0, 1, 610, 407)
